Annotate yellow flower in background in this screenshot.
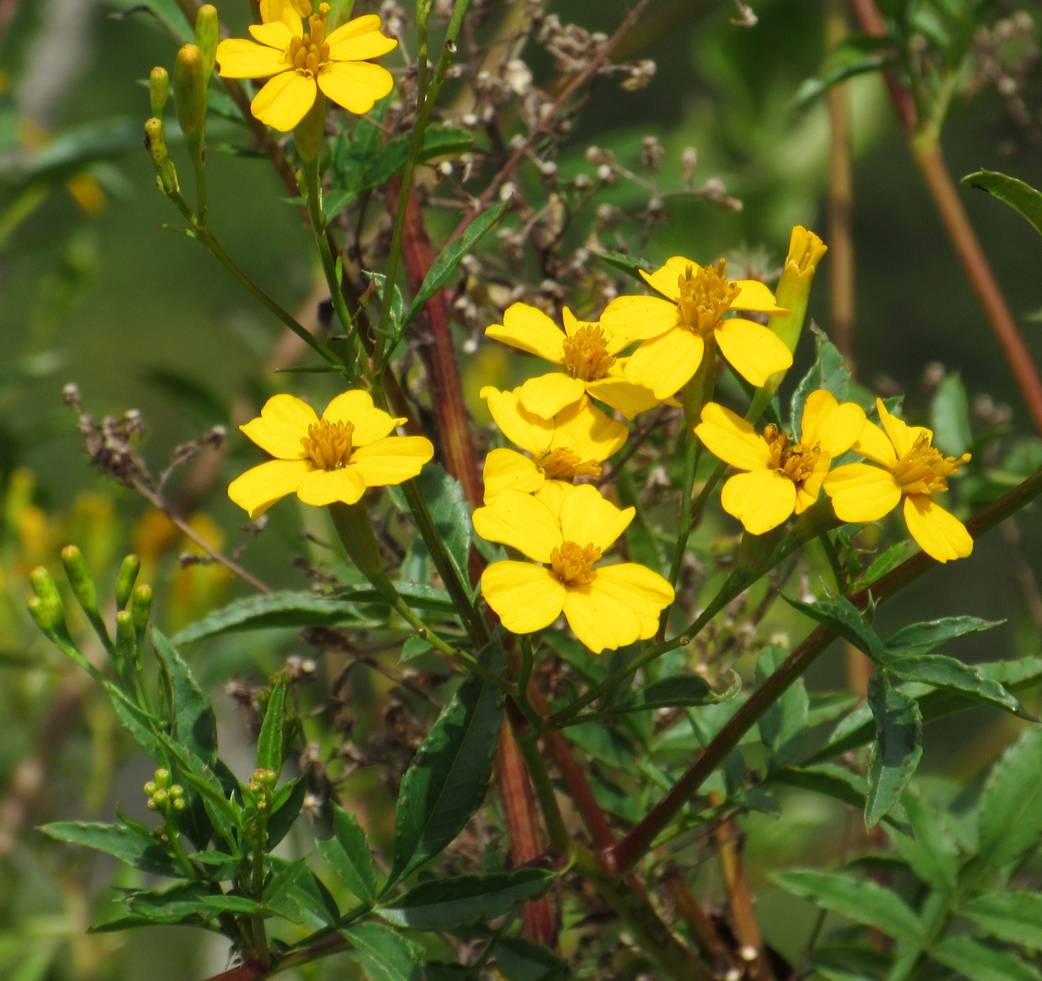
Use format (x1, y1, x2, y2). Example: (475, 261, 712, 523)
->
(473, 484, 674, 653)
(695, 390, 866, 535)
(824, 399, 972, 563)
(229, 391, 433, 518)
(600, 257, 791, 399)
(485, 303, 660, 420)
(480, 386, 627, 502)
(215, 3, 396, 131)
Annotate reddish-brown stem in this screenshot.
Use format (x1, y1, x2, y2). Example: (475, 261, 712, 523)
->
(665, 871, 734, 973)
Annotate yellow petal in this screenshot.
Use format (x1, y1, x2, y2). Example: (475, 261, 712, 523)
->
(248, 21, 293, 49)
(794, 454, 830, 514)
(592, 563, 675, 638)
(720, 469, 798, 535)
(533, 480, 573, 520)
(563, 582, 643, 654)
(586, 370, 660, 420)
(732, 279, 786, 314)
(639, 256, 698, 302)
(550, 399, 627, 461)
(600, 295, 680, 342)
(216, 39, 289, 79)
(321, 390, 405, 446)
(624, 326, 704, 400)
(317, 61, 394, 115)
(481, 386, 553, 455)
(472, 490, 562, 562)
(240, 393, 317, 459)
(348, 436, 433, 486)
(877, 398, 932, 459)
(558, 484, 633, 551)
(561, 306, 593, 337)
(251, 70, 317, 131)
(326, 15, 398, 61)
(902, 495, 973, 563)
(482, 448, 544, 503)
(824, 463, 902, 523)
(259, 0, 304, 31)
(799, 390, 866, 457)
(694, 402, 770, 472)
(296, 467, 366, 507)
(480, 561, 566, 634)
(228, 459, 310, 519)
(854, 420, 898, 467)
(517, 371, 587, 420)
(713, 316, 793, 388)
(485, 303, 565, 363)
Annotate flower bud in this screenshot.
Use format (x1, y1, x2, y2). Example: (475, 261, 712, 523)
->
(149, 66, 169, 117)
(172, 798, 186, 811)
(115, 609, 137, 665)
(195, 5, 219, 79)
(27, 595, 65, 636)
(152, 788, 169, 805)
(144, 781, 158, 795)
(169, 784, 184, 798)
(61, 545, 99, 619)
(154, 768, 171, 787)
(174, 44, 207, 139)
(144, 118, 179, 193)
(29, 566, 63, 612)
(116, 554, 140, 609)
(131, 584, 152, 634)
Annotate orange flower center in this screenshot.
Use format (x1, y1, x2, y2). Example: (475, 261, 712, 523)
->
(550, 541, 601, 586)
(301, 419, 354, 470)
(891, 434, 969, 495)
(561, 325, 615, 381)
(537, 449, 602, 481)
(286, 6, 331, 76)
(677, 259, 739, 335)
(763, 424, 821, 485)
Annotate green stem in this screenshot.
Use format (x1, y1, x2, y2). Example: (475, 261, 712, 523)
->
(515, 724, 569, 856)
(817, 531, 848, 594)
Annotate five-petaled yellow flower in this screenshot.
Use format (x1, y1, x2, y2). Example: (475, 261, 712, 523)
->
(600, 257, 791, 399)
(229, 391, 433, 518)
(481, 387, 627, 502)
(485, 303, 660, 420)
(695, 390, 866, 535)
(215, 1, 397, 132)
(473, 484, 674, 654)
(824, 399, 972, 563)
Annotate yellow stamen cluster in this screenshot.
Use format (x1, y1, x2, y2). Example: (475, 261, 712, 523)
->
(301, 419, 354, 470)
(537, 449, 601, 481)
(561, 325, 616, 381)
(891, 435, 969, 495)
(286, 7, 331, 75)
(677, 260, 740, 335)
(763, 424, 821, 485)
(550, 541, 601, 586)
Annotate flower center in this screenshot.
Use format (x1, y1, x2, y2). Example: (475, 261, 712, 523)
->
(677, 260, 740, 335)
(286, 5, 331, 76)
(561, 325, 615, 381)
(550, 541, 601, 586)
(300, 419, 354, 470)
(763, 424, 821, 485)
(536, 449, 602, 481)
(891, 434, 969, 495)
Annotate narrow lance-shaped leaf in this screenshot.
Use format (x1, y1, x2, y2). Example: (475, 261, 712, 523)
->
(317, 804, 379, 904)
(929, 934, 1042, 981)
(785, 594, 888, 662)
(865, 672, 922, 828)
(256, 675, 287, 778)
(342, 921, 423, 981)
(885, 652, 1031, 720)
(963, 169, 1042, 238)
(961, 892, 1042, 952)
(152, 629, 218, 760)
(40, 821, 179, 877)
(929, 373, 972, 456)
(885, 615, 1003, 655)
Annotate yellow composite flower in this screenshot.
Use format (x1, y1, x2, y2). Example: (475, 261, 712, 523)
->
(824, 399, 973, 563)
(215, 2, 397, 132)
(228, 391, 433, 518)
(480, 386, 627, 502)
(694, 390, 866, 535)
(484, 303, 660, 420)
(473, 484, 674, 654)
(600, 256, 792, 400)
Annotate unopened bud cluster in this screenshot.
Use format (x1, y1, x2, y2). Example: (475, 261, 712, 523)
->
(247, 768, 278, 810)
(144, 768, 186, 812)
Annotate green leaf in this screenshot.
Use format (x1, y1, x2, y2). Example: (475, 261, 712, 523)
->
(865, 673, 922, 828)
(401, 203, 508, 328)
(342, 921, 423, 981)
(963, 169, 1042, 238)
(317, 804, 379, 904)
(390, 648, 505, 884)
(885, 616, 1003, 655)
(378, 870, 555, 930)
(785, 594, 887, 662)
(793, 34, 898, 109)
(267, 776, 306, 849)
(890, 789, 959, 891)
(929, 934, 1042, 981)
(885, 652, 1030, 719)
(962, 892, 1042, 951)
(154, 731, 240, 847)
(151, 630, 217, 761)
(409, 464, 471, 586)
(89, 884, 222, 932)
(757, 644, 808, 765)
(102, 0, 192, 37)
(770, 869, 923, 943)
(493, 937, 570, 981)
(930, 373, 972, 456)
(789, 325, 852, 430)
(256, 675, 287, 777)
(612, 674, 736, 713)
(261, 857, 310, 925)
(40, 821, 178, 877)
(591, 249, 652, 282)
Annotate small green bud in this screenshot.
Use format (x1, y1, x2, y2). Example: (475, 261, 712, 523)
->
(115, 610, 137, 665)
(169, 784, 184, 799)
(152, 788, 169, 805)
(154, 768, 171, 787)
(27, 595, 65, 636)
(131, 584, 152, 634)
(144, 118, 179, 193)
(29, 566, 62, 608)
(149, 66, 169, 117)
(174, 43, 207, 139)
(116, 554, 140, 609)
(144, 781, 158, 795)
(146, 798, 158, 810)
(61, 546, 97, 614)
(195, 5, 219, 79)
(172, 798, 186, 811)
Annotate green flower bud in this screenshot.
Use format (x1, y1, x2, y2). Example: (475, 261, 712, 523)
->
(152, 788, 169, 805)
(115, 610, 136, 665)
(173, 44, 207, 139)
(146, 798, 158, 810)
(195, 5, 219, 80)
(144, 118, 179, 193)
(131, 584, 152, 634)
(149, 66, 169, 118)
(169, 784, 184, 798)
(172, 798, 186, 811)
(29, 566, 63, 609)
(115, 554, 140, 609)
(154, 768, 171, 787)
(144, 781, 158, 795)
(61, 545, 98, 618)
(27, 595, 65, 636)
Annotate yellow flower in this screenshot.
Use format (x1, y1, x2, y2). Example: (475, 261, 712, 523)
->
(215, 3, 396, 132)
(229, 391, 433, 518)
(484, 303, 660, 420)
(473, 484, 674, 654)
(600, 257, 791, 399)
(695, 390, 866, 535)
(480, 386, 627, 502)
(824, 399, 973, 563)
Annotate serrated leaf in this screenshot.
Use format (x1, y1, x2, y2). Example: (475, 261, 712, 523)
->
(390, 648, 505, 884)
(790, 325, 852, 431)
(256, 675, 287, 777)
(89, 883, 215, 932)
(757, 644, 808, 765)
(885, 652, 1029, 719)
(342, 921, 423, 981)
(261, 857, 309, 925)
(612, 674, 735, 713)
(929, 934, 1042, 981)
(40, 821, 178, 877)
(962, 892, 1042, 951)
(891, 789, 960, 891)
(786, 594, 887, 661)
(963, 169, 1042, 238)
(152, 630, 217, 761)
(409, 464, 471, 585)
(378, 870, 555, 930)
(267, 776, 305, 849)
(317, 804, 379, 904)
(494, 937, 570, 981)
(885, 616, 1003, 655)
(771, 869, 923, 942)
(865, 673, 922, 828)
(930, 373, 972, 456)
